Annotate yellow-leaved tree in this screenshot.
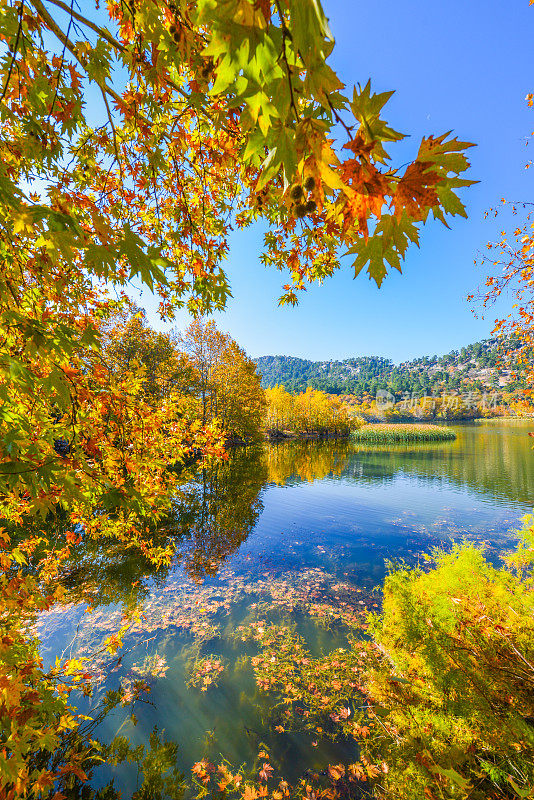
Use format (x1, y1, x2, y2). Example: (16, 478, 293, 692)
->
(265, 385, 352, 437)
(178, 319, 265, 443)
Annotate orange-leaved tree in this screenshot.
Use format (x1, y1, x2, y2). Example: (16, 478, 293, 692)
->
(471, 93, 534, 410)
(474, 199, 534, 410)
(0, 0, 476, 555)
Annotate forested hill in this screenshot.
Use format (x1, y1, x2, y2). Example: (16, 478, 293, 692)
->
(255, 339, 521, 396)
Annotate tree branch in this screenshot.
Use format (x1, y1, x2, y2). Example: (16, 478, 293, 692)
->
(0, 0, 25, 105)
(43, 0, 126, 53)
(32, 0, 123, 106)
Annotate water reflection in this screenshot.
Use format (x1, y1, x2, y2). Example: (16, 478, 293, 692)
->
(347, 419, 534, 507)
(32, 420, 534, 797)
(168, 447, 268, 581)
(264, 420, 534, 509)
(57, 420, 534, 614)
(266, 439, 351, 485)
(57, 448, 269, 611)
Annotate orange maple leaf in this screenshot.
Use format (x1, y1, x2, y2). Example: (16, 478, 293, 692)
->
(392, 161, 440, 220)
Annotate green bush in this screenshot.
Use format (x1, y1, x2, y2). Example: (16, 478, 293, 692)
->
(363, 527, 534, 799)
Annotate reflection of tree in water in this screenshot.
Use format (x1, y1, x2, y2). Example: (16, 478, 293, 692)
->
(266, 439, 351, 485)
(165, 446, 268, 581)
(31, 448, 269, 610)
(345, 421, 534, 506)
(263, 422, 534, 509)
(16, 423, 534, 615)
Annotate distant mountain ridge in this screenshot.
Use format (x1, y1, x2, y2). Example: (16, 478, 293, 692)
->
(255, 338, 520, 396)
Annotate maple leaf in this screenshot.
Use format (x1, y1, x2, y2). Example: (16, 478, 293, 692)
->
(392, 161, 441, 220)
(243, 784, 258, 800)
(259, 763, 274, 781)
(328, 764, 345, 781)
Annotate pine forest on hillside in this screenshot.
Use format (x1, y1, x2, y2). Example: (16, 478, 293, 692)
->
(255, 338, 524, 397)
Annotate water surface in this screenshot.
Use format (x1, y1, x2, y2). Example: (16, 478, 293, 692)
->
(37, 419, 534, 793)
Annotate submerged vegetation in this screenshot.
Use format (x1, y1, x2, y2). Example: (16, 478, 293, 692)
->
(353, 423, 456, 442)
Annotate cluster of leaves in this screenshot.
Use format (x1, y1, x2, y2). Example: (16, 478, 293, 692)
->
(362, 534, 534, 799)
(234, 620, 368, 739)
(0, 0, 475, 322)
(188, 750, 382, 800)
(187, 655, 226, 692)
(264, 386, 353, 437)
(0, 328, 225, 537)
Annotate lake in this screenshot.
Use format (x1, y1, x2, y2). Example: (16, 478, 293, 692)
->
(36, 418, 534, 795)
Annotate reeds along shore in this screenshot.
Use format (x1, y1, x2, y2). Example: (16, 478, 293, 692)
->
(353, 423, 457, 443)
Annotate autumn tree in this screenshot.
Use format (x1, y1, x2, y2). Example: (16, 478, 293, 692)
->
(176, 319, 227, 424)
(213, 338, 266, 442)
(470, 92, 534, 410)
(102, 307, 198, 403)
(265, 385, 298, 433)
(178, 319, 265, 442)
(0, 0, 476, 520)
(474, 203, 534, 411)
(265, 385, 352, 436)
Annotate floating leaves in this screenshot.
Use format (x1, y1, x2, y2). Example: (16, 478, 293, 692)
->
(188, 656, 226, 692)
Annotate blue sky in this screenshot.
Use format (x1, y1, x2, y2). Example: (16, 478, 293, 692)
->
(140, 0, 534, 363)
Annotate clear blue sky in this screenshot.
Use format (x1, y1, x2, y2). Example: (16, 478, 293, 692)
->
(140, 0, 534, 363)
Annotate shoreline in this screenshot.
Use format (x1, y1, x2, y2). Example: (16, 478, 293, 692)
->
(265, 430, 351, 443)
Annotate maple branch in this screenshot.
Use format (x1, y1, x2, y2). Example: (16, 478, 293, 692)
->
(42, 0, 127, 54)
(46, 0, 75, 124)
(0, 0, 24, 106)
(98, 81, 125, 186)
(41, 0, 235, 137)
(327, 97, 353, 142)
(32, 0, 123, 107)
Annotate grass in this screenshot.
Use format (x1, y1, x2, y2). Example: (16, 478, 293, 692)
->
(353, 423, 456, 443)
